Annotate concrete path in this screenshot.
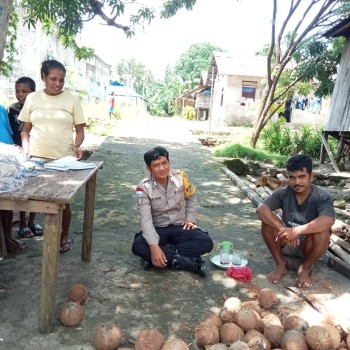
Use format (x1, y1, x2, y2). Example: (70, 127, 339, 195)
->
(0, 115, 349, 349)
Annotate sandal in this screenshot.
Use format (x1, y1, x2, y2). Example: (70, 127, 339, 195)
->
(59, 238, 75, 254)
(29, 223, 44, 236)
(17, 226, 34, 238)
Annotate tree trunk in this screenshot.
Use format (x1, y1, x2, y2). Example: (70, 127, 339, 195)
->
(0, 0, 13, 63)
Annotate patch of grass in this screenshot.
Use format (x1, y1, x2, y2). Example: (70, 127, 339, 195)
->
(214, 143, 288, 167)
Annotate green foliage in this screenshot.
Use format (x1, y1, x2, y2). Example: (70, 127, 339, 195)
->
(161, 0, 197, 18)
(261, 118, 336, 159)
(174, 43, 223, 88)
(295, 36, 344, 97)
(0, 10, 18, 76)
(115, 58, 154, 97)
(214, 143, 288, 167)
(182, 106, 195, 120)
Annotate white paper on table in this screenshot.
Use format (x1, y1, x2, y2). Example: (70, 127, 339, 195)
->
(43, 156, 95, 171)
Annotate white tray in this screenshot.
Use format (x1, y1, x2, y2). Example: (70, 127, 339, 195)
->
(210, 254, 248, 270)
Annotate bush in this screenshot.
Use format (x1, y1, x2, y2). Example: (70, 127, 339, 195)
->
(261, 119, 335, 158)
(182, 106, 196, 120)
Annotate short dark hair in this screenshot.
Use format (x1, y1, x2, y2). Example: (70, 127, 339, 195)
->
(144, 146, 169, 166)
(287, 154, 313, 173)
(40, 60, 66, 79)
(15, 77, 36, 92)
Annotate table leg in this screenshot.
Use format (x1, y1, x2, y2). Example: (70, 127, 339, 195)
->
(39, 210, 62, 333)
(82, 172, 97, 262)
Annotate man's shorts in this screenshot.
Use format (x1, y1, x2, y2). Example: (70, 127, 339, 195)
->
(282, 234, 305, 259)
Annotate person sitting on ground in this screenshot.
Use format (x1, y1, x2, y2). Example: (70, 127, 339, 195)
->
(131, 146, 213, 277)
(256, 154, 335, 288)
(8, 76, 43, 238)
(19, 59, 86, 253)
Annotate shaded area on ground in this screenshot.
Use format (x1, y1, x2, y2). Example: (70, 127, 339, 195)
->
(0, 116, 350, 349)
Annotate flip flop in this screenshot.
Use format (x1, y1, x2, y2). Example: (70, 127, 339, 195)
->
(29, 223, 44, 236)
(17, 226, 34, 238)
(59, 238, 75, 254)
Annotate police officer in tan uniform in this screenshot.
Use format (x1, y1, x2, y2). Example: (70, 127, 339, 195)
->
(132, 146, 213, 277)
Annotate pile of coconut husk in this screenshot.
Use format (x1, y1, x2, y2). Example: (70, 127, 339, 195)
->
(195, 290, 350, 349)
(222, 166, 350, 281)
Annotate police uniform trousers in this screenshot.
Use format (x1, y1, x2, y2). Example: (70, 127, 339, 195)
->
(132, 225, 213, 266)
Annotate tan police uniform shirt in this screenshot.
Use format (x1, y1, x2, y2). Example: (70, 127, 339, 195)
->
(136, 169, 197, 245)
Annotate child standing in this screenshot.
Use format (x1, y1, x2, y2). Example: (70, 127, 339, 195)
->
(8, 77, 43, 238)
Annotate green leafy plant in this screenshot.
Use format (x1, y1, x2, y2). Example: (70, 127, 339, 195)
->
(261, 119, 334, 159)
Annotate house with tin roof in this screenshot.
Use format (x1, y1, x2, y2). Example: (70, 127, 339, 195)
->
(206, 52, 267, 126)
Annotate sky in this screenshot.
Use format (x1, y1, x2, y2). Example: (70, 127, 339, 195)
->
(79, 0, 275, 78)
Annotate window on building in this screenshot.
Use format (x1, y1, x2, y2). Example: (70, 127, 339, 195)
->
(242, 81, 257, 99)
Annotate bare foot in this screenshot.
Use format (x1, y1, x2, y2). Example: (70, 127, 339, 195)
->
(296, 269, 312, 288)
(267, 264, 287, 284)
(5, 237, 27, 253)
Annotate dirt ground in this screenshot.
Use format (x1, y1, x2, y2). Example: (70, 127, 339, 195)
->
(1, 115, 350, 350)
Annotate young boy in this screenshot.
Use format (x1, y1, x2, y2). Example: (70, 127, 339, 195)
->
(8, 77, 44, 238)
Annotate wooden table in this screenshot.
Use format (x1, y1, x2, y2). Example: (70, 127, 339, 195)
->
(0, 161, 103, 333)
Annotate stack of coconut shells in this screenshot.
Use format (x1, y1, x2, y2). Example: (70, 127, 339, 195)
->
(194, 288, 350, 350)
(59, 284, 88, 327)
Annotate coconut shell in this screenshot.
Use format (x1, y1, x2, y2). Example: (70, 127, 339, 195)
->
(223, 296, 241, 313)
(306, 325, 340, 350)
(219, 322, 244, 344)
(263, 324, 284, 348)
(283, 314, 309, 334)
(322, 324, 341, 349)
(59, 301, 84, 327)
(241, 300, 261, 315)
(244, 329, 264, 343)
(262, 313, 282, 327)
(235, 308, 262, 331)
(203, 313, 223, 328)
(282, 329, 308, 350)
(207, 344, 228, 350)
(92, 322, 122, 350)
(257, 288, 277, 309)
(219, 306, 235, 323)
(347, 333, 350, 348)
(67, 283, 88, 305)
(247, 335, 271, 350)
(135, 329, 165, 350)
(194, 322, 220, 347)
(161, 338, 189, 350)
(229, 340, 250, 350)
